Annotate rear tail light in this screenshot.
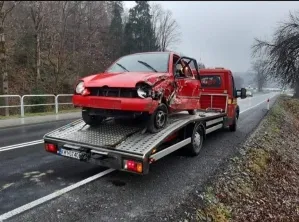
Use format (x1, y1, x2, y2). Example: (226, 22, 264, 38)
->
(123, 160, 143, 173)
(45, 143, 58, 153)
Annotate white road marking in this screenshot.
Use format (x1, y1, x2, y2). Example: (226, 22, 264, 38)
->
(0, 140, 43, 152)
(0, 93, 279, 220)
(0, 168, 115, 221)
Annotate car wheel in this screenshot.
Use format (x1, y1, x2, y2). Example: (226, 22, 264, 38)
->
(188, 109, 197, 115)
(147, 103, 168, 133)
(82, 109, 104, 126)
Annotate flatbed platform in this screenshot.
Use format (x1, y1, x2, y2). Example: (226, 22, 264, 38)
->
(44, 111, 226, 158)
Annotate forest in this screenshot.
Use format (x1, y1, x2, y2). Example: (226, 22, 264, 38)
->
(0, 1, 181, 97)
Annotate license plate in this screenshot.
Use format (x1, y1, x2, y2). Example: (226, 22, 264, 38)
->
(90, 98, 121, 109)
(59, 148, 80, 160)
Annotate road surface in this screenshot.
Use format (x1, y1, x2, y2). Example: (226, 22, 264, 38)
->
(0, 92, 278, 221)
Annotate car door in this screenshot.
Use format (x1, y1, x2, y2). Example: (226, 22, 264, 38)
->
(171, 58, 201, 111)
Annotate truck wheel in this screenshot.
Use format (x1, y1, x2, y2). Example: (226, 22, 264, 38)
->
(147, 103, 168, 133)
(236, 106, 240, 120)
(229, 115, 237, 132)
(188, 109, 197, 115)
(82, 110, 104, 126)
(185, 123, 204, 156)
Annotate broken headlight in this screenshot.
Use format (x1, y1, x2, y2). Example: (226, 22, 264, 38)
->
(136, 83, 152, 99)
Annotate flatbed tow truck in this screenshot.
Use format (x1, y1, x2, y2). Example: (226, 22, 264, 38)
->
(43, 68, 247, 175)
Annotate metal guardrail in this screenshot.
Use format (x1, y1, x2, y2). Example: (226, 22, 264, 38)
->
(0, 94, 73, 117)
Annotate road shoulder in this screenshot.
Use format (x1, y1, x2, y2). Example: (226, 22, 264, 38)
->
(0, 112, 81, 129)
(149, 95, 299, 221)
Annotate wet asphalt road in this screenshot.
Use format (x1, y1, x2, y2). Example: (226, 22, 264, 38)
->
(0, 93, 278, 221)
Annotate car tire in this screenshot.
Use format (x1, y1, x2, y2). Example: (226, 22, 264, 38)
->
(147, 103, 168, 133)
(185, 123, 204, 156)
(188, 109, 197, 115)
(82, 109, 104, 126)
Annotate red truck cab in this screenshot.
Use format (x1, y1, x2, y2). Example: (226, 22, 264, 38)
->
(198, 67, 246, 131)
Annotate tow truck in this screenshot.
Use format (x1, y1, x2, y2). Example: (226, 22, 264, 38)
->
(44, 67, 247, 175)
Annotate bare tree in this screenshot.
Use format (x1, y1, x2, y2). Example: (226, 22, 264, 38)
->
(0, 1, 18, 116)
(29, 1, 45, 84)
(234, 75, 245, 89)
(252, 11, 299, 98)
(151, 3, 181, 51)
(150, 3, 163, 49)
(198, 61, 205, 69)
(251, 59, 269, 92)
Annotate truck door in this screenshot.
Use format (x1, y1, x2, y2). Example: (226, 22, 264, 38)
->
(228, 74, 238, 118)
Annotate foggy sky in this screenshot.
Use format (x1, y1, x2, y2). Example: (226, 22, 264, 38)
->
(124, 1, 299, 73)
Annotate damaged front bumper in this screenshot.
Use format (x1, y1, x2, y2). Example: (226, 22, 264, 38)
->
(73, 95, 159, 114)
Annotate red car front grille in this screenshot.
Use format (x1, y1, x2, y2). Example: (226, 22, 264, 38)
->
(88, 87, 138, 98)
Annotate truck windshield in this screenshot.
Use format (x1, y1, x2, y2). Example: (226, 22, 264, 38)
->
(106, 53, 170, 73)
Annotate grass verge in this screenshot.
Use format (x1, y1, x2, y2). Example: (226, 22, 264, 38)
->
(194, 95, 299, 221)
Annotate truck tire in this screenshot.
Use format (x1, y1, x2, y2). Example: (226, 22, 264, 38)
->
(185, 123, 204, 156)
(147, 103, 168, 133)
(229, 115, 237, 132)
(82, 109, 104, 126)
(188, 109, 197, 115)
(236, 105, 240, 120)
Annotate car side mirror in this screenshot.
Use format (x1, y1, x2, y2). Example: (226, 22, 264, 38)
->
(236, 88, 247, 99)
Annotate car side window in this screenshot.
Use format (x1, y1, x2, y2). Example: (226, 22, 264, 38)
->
(174, 58, 195, 79)
(173, 56, 186, 78)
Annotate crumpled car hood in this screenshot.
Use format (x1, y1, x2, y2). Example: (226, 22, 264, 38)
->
(83, 72, 169, 88)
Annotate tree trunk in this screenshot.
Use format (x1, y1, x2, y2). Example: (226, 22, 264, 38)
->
(0, 19, 9, 116)
(294, 78, 299, 98)
(35, 33, 41, 84)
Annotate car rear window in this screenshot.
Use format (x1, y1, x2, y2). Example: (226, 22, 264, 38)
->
(200, 75, 222, 88)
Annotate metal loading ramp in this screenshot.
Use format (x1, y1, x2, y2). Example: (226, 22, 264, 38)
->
(44, 111, 224, 156)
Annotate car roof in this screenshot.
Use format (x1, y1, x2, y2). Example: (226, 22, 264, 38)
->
(126, 51, 172, 56)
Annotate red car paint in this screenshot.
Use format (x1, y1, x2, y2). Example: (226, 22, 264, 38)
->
(73, 52, 202, 115)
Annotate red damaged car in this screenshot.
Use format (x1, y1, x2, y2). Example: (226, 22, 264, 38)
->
(73, 52, 202, 133)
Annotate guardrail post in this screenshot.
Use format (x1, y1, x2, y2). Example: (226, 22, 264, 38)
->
(21, 96, 25, 117)
(55, 96, 58, 114)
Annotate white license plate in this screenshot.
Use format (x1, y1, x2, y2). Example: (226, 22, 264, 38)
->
(59, 148, 80, 159)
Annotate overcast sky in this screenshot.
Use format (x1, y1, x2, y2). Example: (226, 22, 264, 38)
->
(124, 1, 299, 73)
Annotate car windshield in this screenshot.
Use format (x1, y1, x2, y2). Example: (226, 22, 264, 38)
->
(106, 53, 170, 73)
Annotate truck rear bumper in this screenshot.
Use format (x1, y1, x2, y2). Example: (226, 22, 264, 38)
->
(44, 142, 149, 175)
(73, 95, 158, 114)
